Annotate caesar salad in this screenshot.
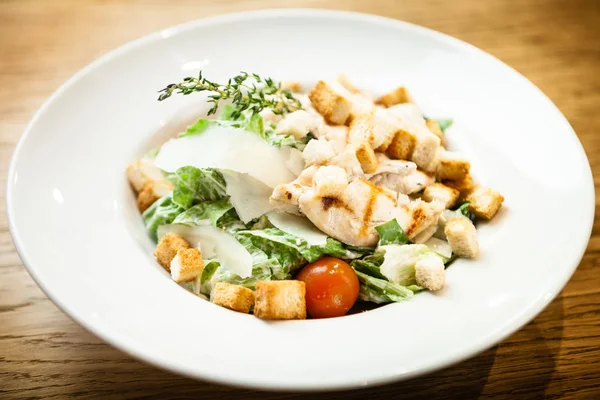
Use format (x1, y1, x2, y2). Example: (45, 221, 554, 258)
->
(127, 72, 504, 319)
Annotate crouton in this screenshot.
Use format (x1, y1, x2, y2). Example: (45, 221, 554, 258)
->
(348, 114, 373, 144)
(378, 86, 413, 107)
(154, 233, 191, 270)
(313, 166, 348, 197)
(211, 282, 255, 313)
(275, 110, 317, 139)
(302, 139, 336, 166)
(445, 218, 479, 258)
(170, 248, 204, 283)
(348, 110, 397, 152)
(436, 151, 470, 180)
(415, 256, 446, 291)
(137, 183, 158, 212)
(387, 129, 416, 160)
(411, 129, 441, 171)
(280, 80, 302, 92)
(355, 142, 379, 173)
(308, 81, 352, 125)
(466, 186, 504, 220)
(426, 119, 445, 146)
(254, 280, 306, 320)
(136, 181, 173, 212)
(126, 158, 165, 193)
(443, 174, 474, 197)
(422, 183, 460, 209)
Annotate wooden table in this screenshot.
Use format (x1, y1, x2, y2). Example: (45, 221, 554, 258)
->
(1, 0, 599, 398)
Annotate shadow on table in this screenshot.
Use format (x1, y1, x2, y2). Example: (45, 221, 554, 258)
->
(84, 296, 565, 400)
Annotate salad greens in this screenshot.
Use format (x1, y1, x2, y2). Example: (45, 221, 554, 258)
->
(180, 104, 303, 148)
(355, 270, 415, 303)
(374, 219, 409, 246)
(142, 103, 455, 307)
(170, 166, 227, 209)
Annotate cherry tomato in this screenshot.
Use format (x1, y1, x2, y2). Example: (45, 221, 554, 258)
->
(296, 257, 359, 318)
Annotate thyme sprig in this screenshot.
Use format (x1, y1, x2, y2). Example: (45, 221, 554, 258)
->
(158, 71, 302, 117)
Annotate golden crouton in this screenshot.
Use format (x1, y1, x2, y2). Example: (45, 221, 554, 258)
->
(422, 183, 460, 209)
(280, 80, 302, 92)
(254, 281, 306, 320)
(136, 181, 173, 212)
(387, 129, 416, 160)
(377, 86, 413, 107)
(355, 142, 379, 173)
(170, 248, 204, 283)
(443, 174, 474, 197)
(211, 282, 255, 314)
(436, 152, 470, 180)
(445, 217, 479, 258)
(308, 81, 352, 125)
(426, 120, 445, 146)
(348, 114, 373, 144)
(154, 233, 190, 271)
(126, 158, 165, 193)
(137, 183, 159, 212)
(466, 186, 505, 220)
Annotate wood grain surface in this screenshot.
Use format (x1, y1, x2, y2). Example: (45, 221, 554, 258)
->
(1, 0, 599, 398)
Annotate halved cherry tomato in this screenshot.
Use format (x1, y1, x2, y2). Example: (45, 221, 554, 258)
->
(296, 257, 359, 318)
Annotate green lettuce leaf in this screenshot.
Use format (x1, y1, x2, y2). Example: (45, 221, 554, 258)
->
(172, 199, 234, 227)
(351, 252, 386, 279)
(235, 228, 347, 274)
(375, 219, 409, 246)
(171, 166, 227, 209)
(379, 244, 444, 286)
(142, 196, 184, 241)
(455, 201, 471, 219)
(179, 118, 212, 138)
(354, 270, 415, 304)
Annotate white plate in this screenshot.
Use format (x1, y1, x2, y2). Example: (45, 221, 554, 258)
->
(7, 9, 594, 391)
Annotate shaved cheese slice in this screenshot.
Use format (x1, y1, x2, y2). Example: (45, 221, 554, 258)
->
(281, 146, 305, 176)
(221, 170, 274, 223)
(157, 224, 252, 278)
(154, 125, 295, 187)
(424, 237, 453, 259)
(267, 211, 328, 246)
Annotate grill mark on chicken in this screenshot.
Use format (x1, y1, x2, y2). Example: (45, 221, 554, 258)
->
(405, 206, 425, 237)
(360, 189, 377, 236)
(321, 196, 352, 212)
(362, 179, 397, 202)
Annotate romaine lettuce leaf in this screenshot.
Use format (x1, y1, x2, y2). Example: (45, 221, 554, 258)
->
(355, 270, 415, 304)
(170, 166, 227, 209)
(172, 199, 234, 227)
(236, 228, 347, 273)
(351, 252, 386, 279)
(375, 219, 409, 246)
(379, 244, 444, 286)
(179, 118, 212, 137)
(142, 195, 184, 241)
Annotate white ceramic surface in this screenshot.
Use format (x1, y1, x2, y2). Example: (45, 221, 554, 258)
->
(6, 9, 594, 391)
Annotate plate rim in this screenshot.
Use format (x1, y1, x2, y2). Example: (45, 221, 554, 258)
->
(6, 8, 595, 391)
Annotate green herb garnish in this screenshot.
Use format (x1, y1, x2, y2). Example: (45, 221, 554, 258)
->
(158, 71, 302, 118)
